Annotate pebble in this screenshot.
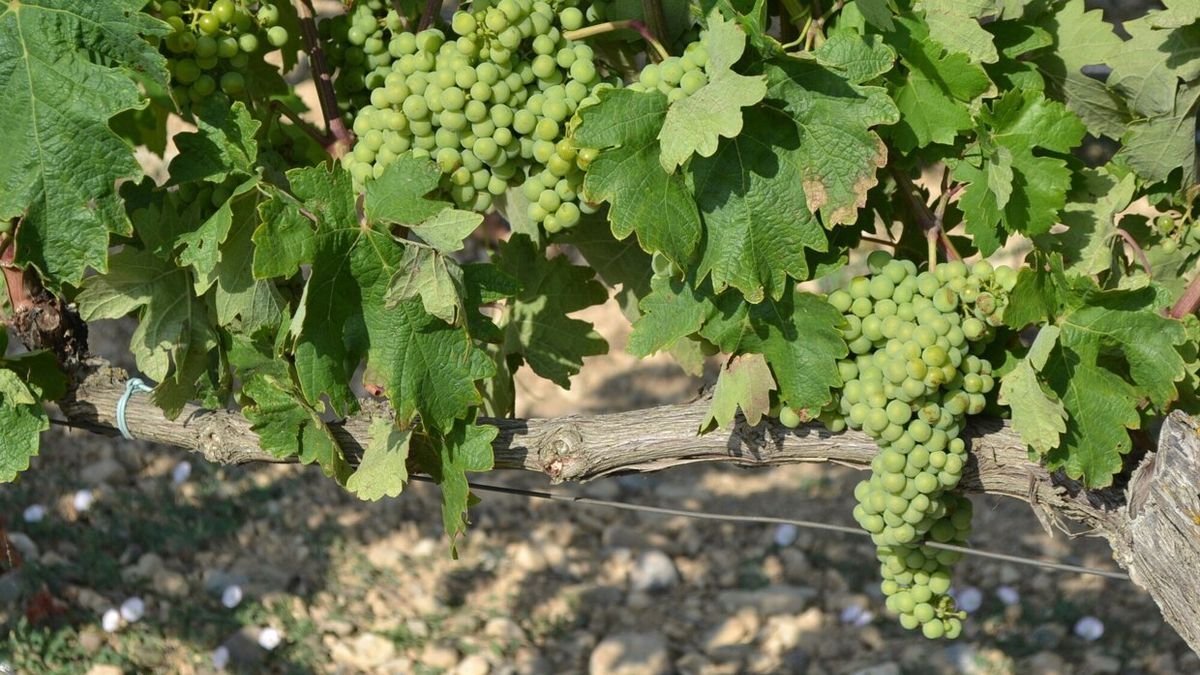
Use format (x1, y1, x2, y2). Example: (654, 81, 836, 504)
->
(773, 524, 799, 548)
(589, 632, 671, 675)
(629, 550, 678, 592)
(1031, 622, 1066, 649)
(22, 505, 46, 523)
(122, 553, 164, 583)
(211, 645, 230, 670)
(420, 643, 460, 670)
(994, 585, 1020, 606)
(221, 585, 244, 609)
(702, 609, 760, 654)
(1026, 651, 1066, 674)
(202, 569, 249, 594)
(119, 597, 145, 623)
(953, 586, 983, 613)
(1074, 615, 1104, 641)
(839, 603, 873, 627)
(84, 666, 122, 675)
(717, 585, 817, 615)
(258, 627, 282, 650)
(455, 654, 491, 675)
(73, 489, 95, 512)
(6, 533, 38, 562)
(101, 608, 121, 633)
(152, 569, 189, 598)
(171, 460, 192, 485)
(81, 457, 125, 486)
(484, 616, 526, 643)
(78, 627, 104, 654)
(340, 633, 396, 669)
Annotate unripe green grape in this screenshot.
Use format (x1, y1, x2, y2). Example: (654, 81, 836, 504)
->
(779, 407, 802, 428)
(220, 71, 245, 95)
(238, 32, 259, 53)
(198, 13, 221, 35)
(256, 3, 279, 26)
(267, 26, 289, 48)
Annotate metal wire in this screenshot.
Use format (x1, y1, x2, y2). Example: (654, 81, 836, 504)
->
(407, 475, 1131, 581)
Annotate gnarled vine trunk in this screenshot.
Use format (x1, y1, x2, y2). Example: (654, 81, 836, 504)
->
(55, 360, 1200, 654)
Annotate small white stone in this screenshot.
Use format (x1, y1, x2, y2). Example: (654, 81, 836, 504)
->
(840, 604, 865, 624)
(773, 524, 799, 548)
(0, 659, 14, 674)
(955, 586, 983, 614)
(22, 505, 46, 523)
(995, 585, 1020, 606)
(853, 610, 874, 627)
(221, 585, 243, 609)
(211, 645, 230, 670)
(1074, 616, 1104, 641)
(101, 608, 121, 633)
(171, 461, 192, 485)
(73, 490, 95, 512)
(258, 627, 282, 650)
(119, 596, 145, 623)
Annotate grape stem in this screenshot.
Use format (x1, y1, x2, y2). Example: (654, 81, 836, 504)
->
(417, 0, 442, 31)
(0, 227, 32, 320)
(1114, 228, 1153, 276)
(1169, 268, 1200, 319)
(890, 166, 962, 268)
(294, 0, 355, 158)
(390, 0, 411, 30)
(564, 20, 670, 61)
(640, 0, 669, 59)
(268, 101, 333, 148)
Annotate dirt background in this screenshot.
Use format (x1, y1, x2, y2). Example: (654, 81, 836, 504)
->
(3, 0, 1197, 674)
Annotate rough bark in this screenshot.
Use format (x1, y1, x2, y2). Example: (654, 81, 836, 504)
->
(54, 360, 1200, 654)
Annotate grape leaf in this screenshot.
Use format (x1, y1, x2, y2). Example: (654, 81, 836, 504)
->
(1116, 81, 1200, 185)
(260, 166, 494, 432)
(76, 247, 217, 417)
(494, 234, 608, 387)
(575, 88, 702, 269)
(998, 325, 1066, 456)
(1152, 0, 1200, 28)
(1031, 0, 1127, 139)
(0, 394, 48, 483)
(0, 0, 169, 287)
(180, 177, 260, 293)
(1108, 15, 1200, 118)
(915, 0, 999, 64)
(241, 371, 351, 482)
(855, 0, 895, 30)
(814, 30, 897, 84)
(346, 417, 412, 501)
(763, 57, 898, 227)
(386, 245, 464, 325)
(700, 288, 846, 411)
(167, 97, 261, 185)
(212, 198, 286, 336)
(955, 90, 1085, 255)
(884, 16, 993, 151)
(364, 153, 453, 226)
(1034, 167, 1136, 276)
(702, 353, 777, 431)
(628, 273, 717, 357)
(411, 418, 497, 553)
(692, 107, 827, 302)
(0, 341, 57, 482)
(410, 209, 484, 254)
(658, 11, 767, 171)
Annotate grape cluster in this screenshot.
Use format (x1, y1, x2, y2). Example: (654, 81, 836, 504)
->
(810, 253, 1013, 638)
(628, 42, 710, 102)
(152, 0, 288, 104)
(336, 0, 604, 229)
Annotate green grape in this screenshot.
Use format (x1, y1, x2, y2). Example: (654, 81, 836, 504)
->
(198, 13, 221, 35)
(220, 71, 245, 95)
(267, 26, 289, 48)
(779, 407, 802, 428)
(257, 3, 280, 27)
(239, 32, 259, 53)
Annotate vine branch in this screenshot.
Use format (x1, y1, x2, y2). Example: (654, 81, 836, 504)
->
(294, 0, 354, 158)
(1115, 228, 1153, 277)
(1169, 266, 1200, 319)
(890, 167, 962, 265)
(564, 20, 669, 61)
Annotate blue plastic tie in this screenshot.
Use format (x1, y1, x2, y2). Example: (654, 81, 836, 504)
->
(117, 378, 154, 440)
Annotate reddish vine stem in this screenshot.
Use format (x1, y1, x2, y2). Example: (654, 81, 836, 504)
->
(1169, 267, 1200, 319)
(640, 0, 669, 60)
(859, 233, 896, 247)
(1114, 228, 1153, 277)
(890, 167, 961, 265)
(294, 0, 354, 158)
(268, 100, 331, 147)
(417, 0, 442, 31)
(0, 233, 33, 319)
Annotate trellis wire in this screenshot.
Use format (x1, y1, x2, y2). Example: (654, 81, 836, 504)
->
(407, 475, 1131, 581)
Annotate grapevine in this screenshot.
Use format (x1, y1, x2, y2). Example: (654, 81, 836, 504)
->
(3, 0, 1200, 654)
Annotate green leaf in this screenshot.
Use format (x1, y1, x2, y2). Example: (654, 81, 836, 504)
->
(386, 245, 464, 325)
(1035, 167, 1136, 276)
(364, 154, 453, 226)
(494, 235, 608, 387)
(410, 209, 484, 254)
(814, 30, 897, 84)
(575, 88, 702, 268)
(0, 370, 35, 406)
(0, 0, 169, 287)
(242, 372, 351, 482)
(1152, 0, 1200, 28)
(854, 0, 895, 30)
(1002, 254, 1069, 328)
(657, 11, 767, 171)
(1031, 0, 1128, 139)
(346, 417, 412, 501)
(0, 393, 48, 483)
(628, 274, 717, 357)
(411, 418, 496, 553)
(1116, 81, 1200, 185)
(180, 177, 259, 293)
(915, 0, 999, 64)
(1108, 16, 1200, 118)
(167, 98, 261, 184)
(692, 107, 827, 302)
(702, 353, 777, 431)
(998, 325, 1066, 455)
(212, 196, 286, 336)
(701, 288, 847, 411)
(885, 16, 993, 150)
(762, 57, 898, 226)
(955, 90, 1086, 255)
(253, 193, 316, 278)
